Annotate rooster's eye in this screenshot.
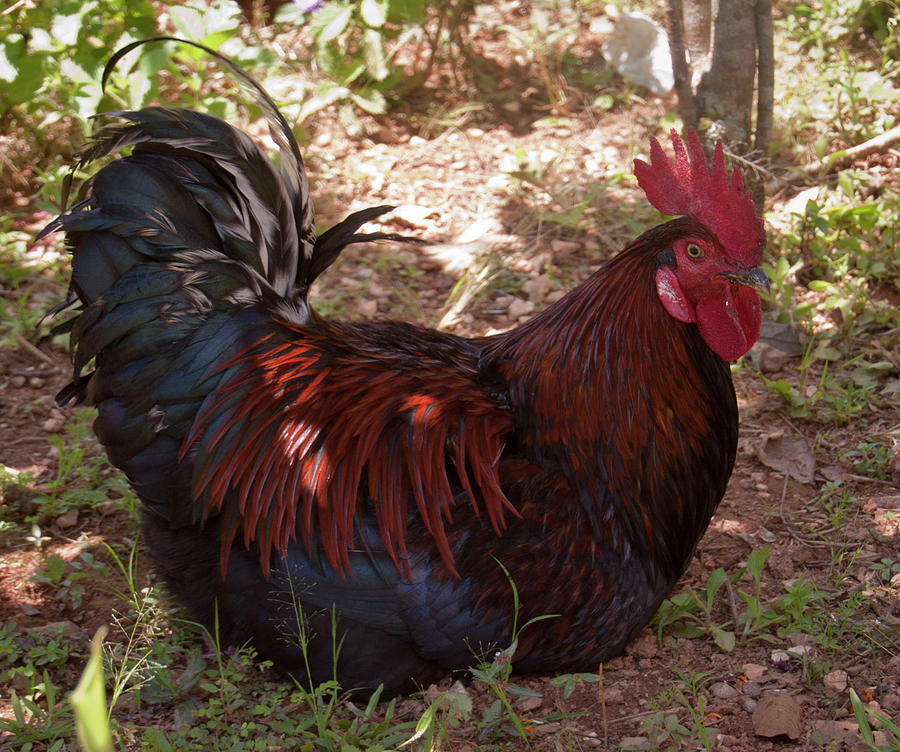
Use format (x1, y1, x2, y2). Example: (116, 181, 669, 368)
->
(686, 243, 704, 260)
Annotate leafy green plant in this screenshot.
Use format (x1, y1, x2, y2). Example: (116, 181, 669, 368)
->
(809, 482, 858, 530)
(653, 567, 736, 652)
(851, 687, 900, 752)
(0, 0, 156, 121)
(278, 0, 429, 130)
(551, 671, 603, 699)
(0, 671, 74, 749)
(635, 671, 719, 752)
(870, 557, 900, 585)
(846, 440, 892, 480)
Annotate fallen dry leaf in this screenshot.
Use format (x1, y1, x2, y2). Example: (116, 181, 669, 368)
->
(757, 430, 815, 484)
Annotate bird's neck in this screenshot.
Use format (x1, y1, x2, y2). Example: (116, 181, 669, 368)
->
(480, 242, 735, 578)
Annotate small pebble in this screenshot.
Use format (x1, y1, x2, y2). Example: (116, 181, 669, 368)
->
(742, 663, 768, 681)
(28, 376, 45, 388)
(517, 694, 543, 713)
(42, 414, 66, 433)
(740, 697, 758, 713)
(10, 375, 26, 388)
(507, 298, 535, 320)
(56, 509, 79, 529)
(823, 669, 848, 693)
(711, 681, 739, 699)
(357, 299, 378, 318)
(743, 680, 762, 698)
(521, 275, 550, 302)
(550, 239, 581, 254)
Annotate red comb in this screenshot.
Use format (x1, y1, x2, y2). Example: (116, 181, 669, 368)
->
(633, 129, 765, 265)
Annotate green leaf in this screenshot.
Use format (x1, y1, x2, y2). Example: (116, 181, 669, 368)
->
(362, 28, 389, 81)
(0, 38, 45, 105)
(350, 88, 387, 114)
(71, 628, 114, 752)
(387, 0, 426, 23)
(314, 4, 353, 44)
(704, 568, 727, 613)
(361, 0, 387, 27)
(714, 629, 736, 652)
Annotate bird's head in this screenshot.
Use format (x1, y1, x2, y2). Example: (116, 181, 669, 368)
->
(633, 129, 768, 361)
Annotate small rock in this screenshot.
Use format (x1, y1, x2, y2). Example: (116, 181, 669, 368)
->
(41, 412, 66, 433)
(754, 342, 791, 372)
(819, 465, 844, 483)
(517, 694, 543, 713)
(811, 719, 860, 747)
(881, 692, 900, 711)
(823, 669, 848, 693)
(743, 680, 762, 698)
(618, 737, 650, 750)
(550, 239, 582, 254)
(532, 721, 560, 737)
(98, 500, 123, 516)
(628, 633, 658, 659)
(390, 204, 438, 229)
(466, 127, 485, 138)
(891, 450, 900, 486)
(521, 275, 550, 302)
(28, 376, 45, 388)
(752, 691, 803, 740)
(546, 290, 566, 304)
(740, 697, 758, 713)
(56, 509, 79, 529)
(711, 681, 739, 699)
(30, 620, 79, 635)
(507, 298, 535, 320)
(715, 734, 740, 750)
(742, 663, 768, 682)
(772, 645, 813, 664)
(603, 686, 624, 703)
(357, 299, 378, 318)
(10, 375, 26, 388)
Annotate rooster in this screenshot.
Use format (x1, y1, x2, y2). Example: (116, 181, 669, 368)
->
(45, 39, 768, 697)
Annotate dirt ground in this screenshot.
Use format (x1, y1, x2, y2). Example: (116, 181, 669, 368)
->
(1, 10, 899, 751)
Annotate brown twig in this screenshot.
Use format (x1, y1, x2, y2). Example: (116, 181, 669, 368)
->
(15, 334, 54, 365)
(802, 125, 900, 174)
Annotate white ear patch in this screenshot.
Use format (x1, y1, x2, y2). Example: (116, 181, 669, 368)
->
(655, 265, 696, 323)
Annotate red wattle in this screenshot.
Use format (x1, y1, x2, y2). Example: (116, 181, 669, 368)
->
(695, 286, 761, 361)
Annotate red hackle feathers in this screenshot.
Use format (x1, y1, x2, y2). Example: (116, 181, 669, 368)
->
(633, 129, 765, 266)
(181, 324, 518, 578)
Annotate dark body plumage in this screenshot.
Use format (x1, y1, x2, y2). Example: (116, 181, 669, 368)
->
(46, 51, 764, 696)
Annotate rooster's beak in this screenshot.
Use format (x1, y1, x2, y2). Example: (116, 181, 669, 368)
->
(721, 266, 770, 295)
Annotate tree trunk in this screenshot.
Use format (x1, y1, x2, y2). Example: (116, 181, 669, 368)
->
(665, 0, 774, 202)
(695, 0, 757, 147)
